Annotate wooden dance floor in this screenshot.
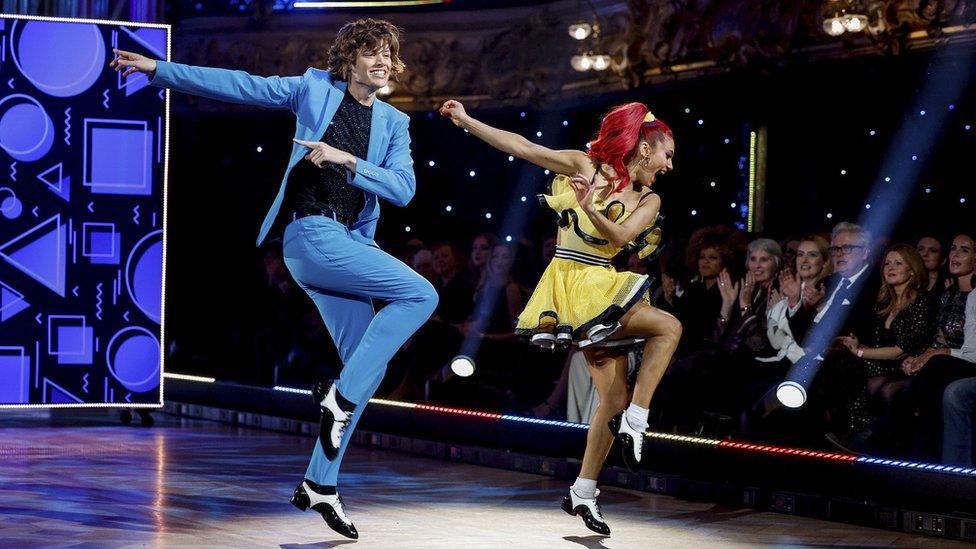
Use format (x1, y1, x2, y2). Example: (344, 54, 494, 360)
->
(0, 412, 967, 548)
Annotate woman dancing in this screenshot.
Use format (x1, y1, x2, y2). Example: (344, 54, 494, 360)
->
(440, 100, 681, 535)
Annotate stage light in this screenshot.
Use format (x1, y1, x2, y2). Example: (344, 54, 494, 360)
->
(776, 381, 807, 408)
(485, 212, 492, 219)
(508, 155, 514, 161)
(520, 111, 526, 118)
(591, 54, 611, 71)
(842, 13, 867, 32)
(924, 188, 931, 194)
(691, 209, 697, 216)
(824, 17, 845, 36)
(256, 146, 263, 153)
(884, 176, 891, 182)
(520, 196, 527, 202)
(405, 226, 411, 232)
(710, 181, 716, 187)
(445, 205, 452, 212)
(723, 138, 730, 144)
(536, 131, 543, 137)
(570, 54, 592, 72)
(505, 235, 512, 242)
(568, 22, 591, 40)
(451, 355, 475, 377)
(562, 120, 569, 126)
(826, 212, 833, 219)
(697, 119, 704, 125)
(966, 125, 972, 131)
(920, 110, 927, 116)
(544, 169, 550, 175)
(865, 203, 872, 209)
(428, 160, 435, 167)
(730, 202, 737, 208)
(911, 155, 918, 161)
(869, 129, 876, 136)
(684, 107, 691, 114)
(469, 170, 476, 177)
(840, 169, 846, 175)
(961, 197, 967, 204)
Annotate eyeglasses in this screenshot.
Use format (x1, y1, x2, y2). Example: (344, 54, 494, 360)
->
(828, 245, 865, 255)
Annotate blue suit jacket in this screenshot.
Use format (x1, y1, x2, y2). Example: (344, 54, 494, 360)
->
(150, 61, 416, 247)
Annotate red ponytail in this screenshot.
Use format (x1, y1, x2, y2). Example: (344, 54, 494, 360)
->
(587, 102, 673, 193)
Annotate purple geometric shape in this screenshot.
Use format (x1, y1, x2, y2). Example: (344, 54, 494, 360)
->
(36, 162, 70, 202)
(56, 326, 93, 365)
(83, 119, 152, 196)
(125, 230, 162, 324)
(47, 315, 86, 354)
(0, 94, 54, 162)
(0, 346, 29, 403)
(11, 20, 105, 98)
(82, 222, 120, 265)
(42, 378, 83, 403)
(106, 326, 160, 393)
(0, 279, 29, 322)
(0, 214, 66, 296)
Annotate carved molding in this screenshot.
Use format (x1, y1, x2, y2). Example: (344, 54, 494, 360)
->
(168, 0, 976, 112)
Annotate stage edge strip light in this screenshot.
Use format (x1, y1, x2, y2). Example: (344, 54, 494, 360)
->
(206, 382, 976, 475)
(294, 0, 444, 8)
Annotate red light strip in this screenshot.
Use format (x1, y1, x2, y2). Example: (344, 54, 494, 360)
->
(719, 440, 857, 461)
(414, 403, 504, 420)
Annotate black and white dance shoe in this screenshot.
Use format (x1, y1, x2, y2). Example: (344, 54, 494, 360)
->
(608, 412, 644, 472)
(291, 479, 359, 539)
(561, 488, 610, 536)
(313, 381, 352, 460)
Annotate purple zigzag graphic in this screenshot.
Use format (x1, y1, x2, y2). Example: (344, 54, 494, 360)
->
(63, 108, 72, 145)
(95, 282, 103, 320)
(102, 88, 109, 109)
(132, 205, 140, 225)
(9, 161, 16, 181)
(82, 373, 90, 394)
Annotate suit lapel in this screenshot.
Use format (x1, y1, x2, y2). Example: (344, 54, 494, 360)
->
(313, 79, 347, 142)
(366, 102, 388, 164)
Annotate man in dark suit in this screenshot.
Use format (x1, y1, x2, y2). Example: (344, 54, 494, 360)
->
(780, 222, 880, 449)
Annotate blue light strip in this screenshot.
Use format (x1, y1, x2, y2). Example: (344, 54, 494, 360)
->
(856, 457, 976, 476)
(500, 415, 589, 430)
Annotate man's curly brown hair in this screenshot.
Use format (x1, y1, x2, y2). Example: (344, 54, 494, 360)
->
(327, 18, 406, 82)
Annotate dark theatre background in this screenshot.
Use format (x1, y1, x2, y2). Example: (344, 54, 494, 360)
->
(164, 46, 976, 387)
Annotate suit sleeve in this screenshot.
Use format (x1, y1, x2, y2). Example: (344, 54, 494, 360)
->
(346, 115, 416, 207)
(150, 61, 304, 112)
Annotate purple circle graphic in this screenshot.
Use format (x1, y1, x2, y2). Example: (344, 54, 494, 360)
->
(126, 230, 163, 324)
(12, 21, 105, 97)
(0, 95, 53, 162)
(106, 326, 160, 393)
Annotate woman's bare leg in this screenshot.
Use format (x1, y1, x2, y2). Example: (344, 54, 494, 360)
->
(578, 349, 630, 480)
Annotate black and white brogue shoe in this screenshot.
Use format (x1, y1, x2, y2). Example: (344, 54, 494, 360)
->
(608, 412, 644, 472)
(290, 479, 359, 539)
(561, 488, 610, 536)
(313, 381, 351, 460)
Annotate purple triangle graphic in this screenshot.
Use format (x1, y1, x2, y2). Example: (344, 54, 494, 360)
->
(43, 378, 83, 403)
(0, 280, 29, 322)
(0, 215, 66, 296)
(37, 163, 70, 202)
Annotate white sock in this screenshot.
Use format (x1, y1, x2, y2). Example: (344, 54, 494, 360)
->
(626, 403, 649, 433)
(571, 477, 597, 499)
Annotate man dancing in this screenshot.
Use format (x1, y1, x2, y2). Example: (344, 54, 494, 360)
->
(111, 18, 437, 539)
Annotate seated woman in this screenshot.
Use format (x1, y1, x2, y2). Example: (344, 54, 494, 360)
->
(916, 234, 949, 296)
(834, 244, 937, 454)
(903, 231, 976, 461)
(764, 235, 833, 364)
(660, 225, 746, 356)
(656, 238, 782, 432)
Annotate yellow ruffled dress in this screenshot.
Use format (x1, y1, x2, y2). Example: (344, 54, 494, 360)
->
(515, 173, 664, 346)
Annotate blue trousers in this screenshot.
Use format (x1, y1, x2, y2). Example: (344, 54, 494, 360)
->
(282, 215, 438, 486)
(943, 376, 976, 467)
